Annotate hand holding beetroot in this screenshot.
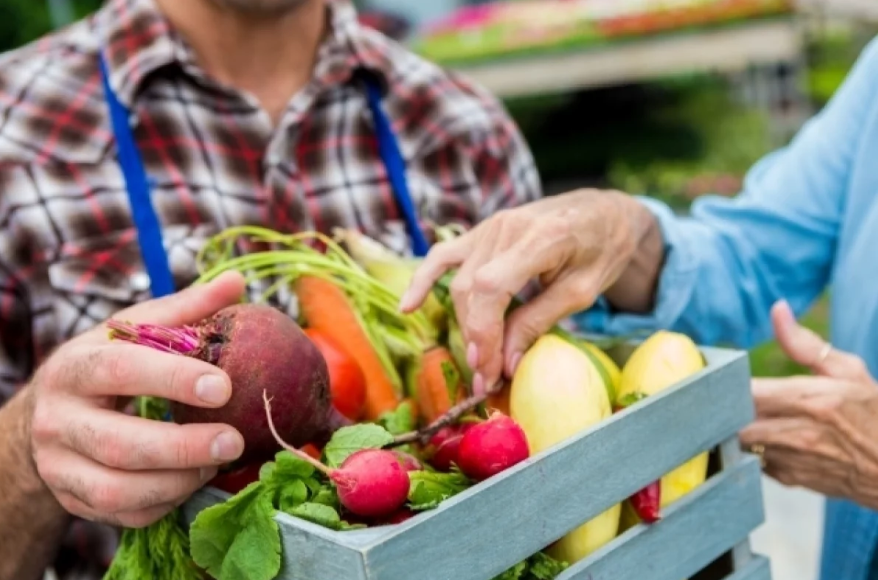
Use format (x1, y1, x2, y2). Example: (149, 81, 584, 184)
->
(27, 272, 248, 529)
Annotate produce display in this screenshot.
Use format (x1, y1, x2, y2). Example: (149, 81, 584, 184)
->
(411, 0, 794, 65)
(100, 225, 715, 580)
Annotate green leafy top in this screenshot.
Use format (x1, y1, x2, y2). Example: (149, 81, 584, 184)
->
(323, 424, 394, 468)
(188, 451, 364, 580)
(407, 469, 472, 511)
(492, 552, 569, 580)
(377, 400, 416, 436)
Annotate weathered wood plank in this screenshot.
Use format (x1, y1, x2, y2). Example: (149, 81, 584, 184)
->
(355, 350, 754, 580)
(557, 455, 764, 580)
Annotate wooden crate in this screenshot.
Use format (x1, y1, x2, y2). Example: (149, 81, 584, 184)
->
(182, 341, 771, 580)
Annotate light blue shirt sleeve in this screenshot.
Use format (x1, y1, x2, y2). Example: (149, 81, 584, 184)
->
(575, 37, 878, 349)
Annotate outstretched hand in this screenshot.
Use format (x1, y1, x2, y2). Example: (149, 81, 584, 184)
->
(740, 300, 878, 509)
(400, 190, 647, 394)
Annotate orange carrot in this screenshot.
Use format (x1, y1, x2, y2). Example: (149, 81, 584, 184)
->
(295, 275, 400, 420)
(415, 347, 465, 424)
(487, 383, 511, 416)
(302, 444, 322, 460)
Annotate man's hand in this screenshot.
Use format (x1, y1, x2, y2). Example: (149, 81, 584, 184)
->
(401, 189, 662, 394)
(740, 300, 878, 509)
(27, 271, 248, 529)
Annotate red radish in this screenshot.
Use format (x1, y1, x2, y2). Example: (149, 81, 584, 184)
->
(263, 391, 410, 518)
(456, 413, 530, 482)
(107, 303, 351, 464)
(423, 424, 473, 472)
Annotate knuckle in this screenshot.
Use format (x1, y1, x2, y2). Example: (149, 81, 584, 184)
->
(171, 429, 194, 469)
(571, 277, 599, 303)
(163, 362, 193, 404)
(793, 428, 822, 451)
(449, 277, 471, 301)
(88, 481, 126, 513)
(804, 396, 845, 425)
(97, 347, 137, 387)
(472, 269, 502, 295)
(92, 431, 127, 469)
(30, 399, 58, 446)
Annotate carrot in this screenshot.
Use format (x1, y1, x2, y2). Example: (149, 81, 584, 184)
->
(415, 347, 466, 424)
(487, 383, 511, 416)
(295, 275, 401, 420)
(302, 444, 322, 460)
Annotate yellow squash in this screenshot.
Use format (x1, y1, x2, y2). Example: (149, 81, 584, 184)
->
(617, 331, 709, 514)
(580, 340, 622, 396)
(510, 334, 620, 564)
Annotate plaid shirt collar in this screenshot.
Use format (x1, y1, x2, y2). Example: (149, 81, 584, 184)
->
(95, 0, 387, 110)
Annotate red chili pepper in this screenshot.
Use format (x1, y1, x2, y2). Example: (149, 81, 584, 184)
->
(629, 479, 661, 524)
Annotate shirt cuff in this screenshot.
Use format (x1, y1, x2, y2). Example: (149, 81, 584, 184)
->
(571, 195, 700, 336)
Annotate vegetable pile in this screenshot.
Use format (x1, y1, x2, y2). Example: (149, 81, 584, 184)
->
(101, 225, 710, 580)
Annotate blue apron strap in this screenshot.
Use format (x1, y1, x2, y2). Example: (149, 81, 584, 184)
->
(363, 76, 431, 258)
(98, 54, 176, 298)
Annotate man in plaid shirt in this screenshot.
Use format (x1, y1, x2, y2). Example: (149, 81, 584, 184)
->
(0, 0, 541, 578)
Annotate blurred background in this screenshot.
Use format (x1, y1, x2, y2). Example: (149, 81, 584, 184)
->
(12, 1, 878, 578)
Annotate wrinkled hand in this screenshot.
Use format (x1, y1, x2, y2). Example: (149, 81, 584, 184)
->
(401, 189, 646, 395)
(27, 272, 248, 528)
(740, 300, 878, 509)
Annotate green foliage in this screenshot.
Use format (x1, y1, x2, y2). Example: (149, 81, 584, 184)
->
(0, 0, 103, 53)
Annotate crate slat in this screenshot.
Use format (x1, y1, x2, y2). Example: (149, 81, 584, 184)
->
(725, 556, 771, 580)
(557, 455, 764, 580)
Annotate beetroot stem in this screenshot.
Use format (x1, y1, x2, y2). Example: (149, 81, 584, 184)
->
(262, 390, 333, 477)
(106, 319, 200, 355)
(390, 380, 504, 446)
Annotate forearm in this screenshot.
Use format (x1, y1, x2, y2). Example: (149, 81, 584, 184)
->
(0, 388, 70, 580)
(603, 194, 665, 314)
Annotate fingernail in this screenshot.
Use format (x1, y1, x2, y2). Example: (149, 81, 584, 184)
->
(196, 375, 230, 406)
(467, 342, 479, 369)
(473, 373, 485, 396)
(398, 289, 414, 312)
(508, 352, 523, 376)
(211, 432, 243, 462)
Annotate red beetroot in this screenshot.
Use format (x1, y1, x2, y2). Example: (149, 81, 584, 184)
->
(456, 413, 530, 482)
(107, 303, 351, 464)
(210, 462, 263, 495)
(264, 392, 410, 519)
(423, 424, 473, 472)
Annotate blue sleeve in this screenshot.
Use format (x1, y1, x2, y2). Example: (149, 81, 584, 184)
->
(575, 37, 878, 349)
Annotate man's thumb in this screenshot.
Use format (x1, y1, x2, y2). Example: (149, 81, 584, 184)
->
(115, 271, 247, 327)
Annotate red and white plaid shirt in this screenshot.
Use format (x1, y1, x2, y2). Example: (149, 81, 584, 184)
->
(0, 0, 541, 576)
